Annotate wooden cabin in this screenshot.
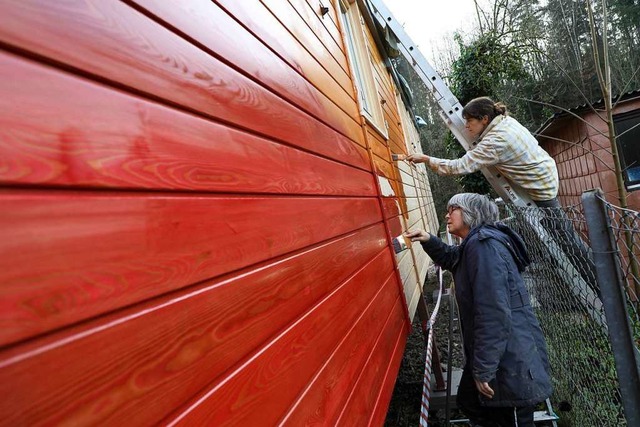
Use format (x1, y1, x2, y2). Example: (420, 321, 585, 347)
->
(537, 90, 640, 210)
(0, 0, 438, 424)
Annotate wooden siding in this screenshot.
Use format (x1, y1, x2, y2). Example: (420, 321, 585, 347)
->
(539, 100, 640, 210)
(0, 0, 437, 425)
(354, 17, 438, 322)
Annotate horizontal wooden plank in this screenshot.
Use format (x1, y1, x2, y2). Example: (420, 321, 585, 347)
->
(215, 0, 355, 103)
(280, 280, 403, 425)
(291, 0, 343, 52)
(255, 0, 350, 86)
(405, 197, 421, 213)
(407, 206, 426, 230)
(164, 252, 397, 425)
(0, 1, 369, 170)
(0, 52, 375, 194)
(381, 197, 401, 220)
(366, 126, 390, 160)
(129, 0, 364, 148)
(0, 225, 389, 426)
(368, 317, 408, 426)
(397, 249, 417, 286)
(371, 154, 398, 185)
(0, 191, 382, 345)
(406, 283, 422, 321)
(262, 0, 348, 75)
(336, 299, 407, 425)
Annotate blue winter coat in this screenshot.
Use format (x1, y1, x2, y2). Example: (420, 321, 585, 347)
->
(421, 223, 552, 407)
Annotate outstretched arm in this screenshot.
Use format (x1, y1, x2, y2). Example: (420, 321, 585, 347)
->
(407, 138, 503, 176)
(405, 230, 461, 271)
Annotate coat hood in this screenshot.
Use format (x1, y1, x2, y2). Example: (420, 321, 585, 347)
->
(470, 222, 531, 272)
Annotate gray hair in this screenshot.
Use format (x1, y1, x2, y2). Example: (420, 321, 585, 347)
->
(447, 193, 499, 229)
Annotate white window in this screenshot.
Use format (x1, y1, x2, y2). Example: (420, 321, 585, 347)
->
(340, 1, 387, 137)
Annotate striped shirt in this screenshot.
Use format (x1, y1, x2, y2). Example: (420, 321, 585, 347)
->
(427, 115, 559, 201)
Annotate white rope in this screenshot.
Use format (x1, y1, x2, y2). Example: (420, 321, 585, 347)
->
(419, 265, 445, 426)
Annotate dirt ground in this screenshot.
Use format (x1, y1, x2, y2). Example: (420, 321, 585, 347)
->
(384, 269, 465, 427)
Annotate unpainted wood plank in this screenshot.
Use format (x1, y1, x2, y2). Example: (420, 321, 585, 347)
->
(396, 248, 416, 286)
(0, 1, 367, 169)
(406, 206, 425, 230)
(406, 282, 422, 321)
(0, 190, 382, 345)
(0, 52, 374, 193)
(401, 184, 419, 198)
(163, 251, 396, 425)
(0, 225, 389, 426)
(404, 196, 421, 213)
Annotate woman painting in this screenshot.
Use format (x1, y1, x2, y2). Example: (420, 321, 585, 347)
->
(405, 193, 552, 427)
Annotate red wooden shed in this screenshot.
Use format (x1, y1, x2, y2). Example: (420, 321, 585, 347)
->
(0, 0, 438, 424)
(537, 90, 640, 210)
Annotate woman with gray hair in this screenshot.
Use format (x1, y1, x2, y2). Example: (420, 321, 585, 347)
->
(405, 193, 551, 427)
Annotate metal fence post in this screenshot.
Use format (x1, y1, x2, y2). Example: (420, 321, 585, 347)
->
(582, 189, 640, 427)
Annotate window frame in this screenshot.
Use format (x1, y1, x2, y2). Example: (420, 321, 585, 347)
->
(613, 109, 640, 191)
(339, 1, 388, 138)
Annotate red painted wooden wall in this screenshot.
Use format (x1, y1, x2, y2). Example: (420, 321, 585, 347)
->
(538, 99, 640, 210)
(0, 0, 436, 424)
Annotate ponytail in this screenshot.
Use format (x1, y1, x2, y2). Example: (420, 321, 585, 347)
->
(494, 102, 507, 116)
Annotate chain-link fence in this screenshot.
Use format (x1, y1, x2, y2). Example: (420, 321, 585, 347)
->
(496, 191, 640, 427)
(604, 200, 640, 345)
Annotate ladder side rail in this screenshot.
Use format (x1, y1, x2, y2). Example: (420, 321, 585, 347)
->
(366, 0, 534, 208)
(365, 0, 604, 326)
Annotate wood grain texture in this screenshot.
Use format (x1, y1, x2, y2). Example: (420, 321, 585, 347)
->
(215, 0, 354, 101)
(255, 0, 350, 85)
(0, 190, 381, 346)
(128, 0, 364, 147)
(290, 0, 343, 53)
(397, 249, 417, 286)
(368, 318, 408, 427)
(335, 299, 408, 426)
(367, 127, 391, 161)
(0, 52, 374, 194)
(259, 0, 348, 75)
(0, 0, 369, 169)
(0, 226, 389, 426)
(279, 279, 402, 425)
(164, 251, 397, 426)
(381, 197, 401, 220)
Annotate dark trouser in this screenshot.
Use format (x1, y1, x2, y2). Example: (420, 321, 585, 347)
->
(457, 366, 535, 427)
(534, 197, 598, 291)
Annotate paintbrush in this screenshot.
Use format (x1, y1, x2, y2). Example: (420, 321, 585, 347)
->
(392, 233, 411, 254)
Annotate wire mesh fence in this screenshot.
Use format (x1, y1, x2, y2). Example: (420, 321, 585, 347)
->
(496, 194, 640, 427)
(391, 193, 640, 426)
(604, 200, 640, 345)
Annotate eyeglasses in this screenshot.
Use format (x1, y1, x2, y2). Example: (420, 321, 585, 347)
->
(447, 206, 461, 215)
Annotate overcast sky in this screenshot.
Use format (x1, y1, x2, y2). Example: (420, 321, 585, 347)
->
(385, 0, 480, 62)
